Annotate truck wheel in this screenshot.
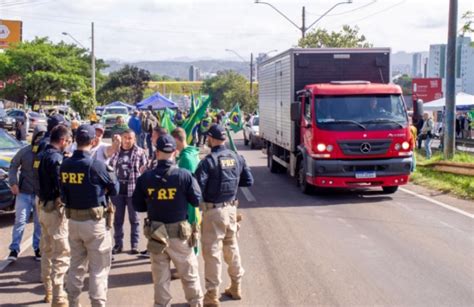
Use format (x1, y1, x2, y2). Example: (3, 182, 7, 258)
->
(268, 151, 282, 173)
(298, 163, 312, 194)
(244, 132, 249, 146)
(382, 186, 398, 194)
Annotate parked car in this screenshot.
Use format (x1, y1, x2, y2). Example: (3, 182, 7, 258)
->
(0, 129, 25, 211)
(100, 106, 130, 134)
(0, 108, 16, 130)
(6, 109, 47, 131)
(243, 115, 262, 149)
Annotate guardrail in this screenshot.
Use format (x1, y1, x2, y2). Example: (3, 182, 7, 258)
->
(419, 161, 474, 177)
(456, 138, 474, 148)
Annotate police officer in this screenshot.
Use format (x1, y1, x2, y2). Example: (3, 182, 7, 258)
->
(59, 124, 119, 307)
(195, 124, 254, 307)
(133, 134, 203, 307)
(37, 124, 72, 307)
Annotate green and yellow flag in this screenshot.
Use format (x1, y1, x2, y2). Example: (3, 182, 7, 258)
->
(229, 104, 244, 133)
(161, 108, 176, 133)
(182, 96, 211, 144)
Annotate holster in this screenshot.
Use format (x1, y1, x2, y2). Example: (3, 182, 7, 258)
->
(42, 198, 64, 213)
(189, 223, 200, 248)
(105, 200, 115, 230)
(144, 219, 169, 254)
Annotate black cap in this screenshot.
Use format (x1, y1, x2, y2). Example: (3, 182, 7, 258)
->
(156, 134, 176, 153)
(47, 114, 67, 132)
(75, 124, 96, 143)
(207, 124, 226, 141)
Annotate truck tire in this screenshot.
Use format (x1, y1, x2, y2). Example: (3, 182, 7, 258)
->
(244, 132, 249, 146)
(268, 149, 283, 173)
(382, 186, 398, 194)
(298, 162, 312, 194)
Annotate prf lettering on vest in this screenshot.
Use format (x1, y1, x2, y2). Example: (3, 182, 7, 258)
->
(147, 188, 177, 200)
(220, 158, 236, 169)
(61, 172, 85, 184)
(33, 160, 40, 169)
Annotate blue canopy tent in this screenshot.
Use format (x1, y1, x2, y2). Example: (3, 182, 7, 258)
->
(96, 101, 136, 112)
(136, 92, 178, 110)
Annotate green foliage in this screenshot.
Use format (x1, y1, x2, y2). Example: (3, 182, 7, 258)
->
(393, 74, 412, 95)
(201, 70, 257, 113)
(70, 87, 96, 117)
(298, 25, 373, 48)
(460, 11, 473, 36)
(151, 74, 182, 81)
(0, 37, 96, 108)
(98, 65, 151, 104)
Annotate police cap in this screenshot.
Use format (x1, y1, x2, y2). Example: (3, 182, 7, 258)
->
(76, 124, 96, 143)
(47, 114, 67, 131)
(207, 124, 226, 141)
(156, 134, 176, 153)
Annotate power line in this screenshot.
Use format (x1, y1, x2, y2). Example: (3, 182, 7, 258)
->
(305, 0, 377, 17)
(0, 0, 56, 8)
(342, 0, 406, 25)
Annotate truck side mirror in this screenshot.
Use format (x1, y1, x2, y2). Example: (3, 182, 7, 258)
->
(414, 99, 424, 119)
(291, 102, 301, 121)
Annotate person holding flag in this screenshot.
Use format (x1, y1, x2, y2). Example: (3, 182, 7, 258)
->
(198, 113, 212, 147)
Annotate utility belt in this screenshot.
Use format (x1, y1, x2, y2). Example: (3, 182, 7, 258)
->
(40, 198, 65, 213)
(200, 200, 239, 212)
(143, 218, 199, 254)
(65, 200, 115, 229)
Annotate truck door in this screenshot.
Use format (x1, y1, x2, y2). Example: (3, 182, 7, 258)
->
(301, 94, 313, 153)
(275, 61, 282, 145)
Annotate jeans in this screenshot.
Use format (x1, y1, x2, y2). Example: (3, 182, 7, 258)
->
(424, 136, 432, 159)
(111, 195, 139, 250)
(137, 132, 145, 148)
(9, 193, 41, 252)
(146, 133, 153, 157)
(411, 152, 416, 172)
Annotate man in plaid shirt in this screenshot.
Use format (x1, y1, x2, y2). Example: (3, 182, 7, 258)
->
(109, 129, 148, 254)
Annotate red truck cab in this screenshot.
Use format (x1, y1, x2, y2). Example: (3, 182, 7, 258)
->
(295, 81, 413, 194)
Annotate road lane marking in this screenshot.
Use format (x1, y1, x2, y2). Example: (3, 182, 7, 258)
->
(240, 187, 256, 202)
(0, 235, 33, 272)
(400, 187, 474, 219)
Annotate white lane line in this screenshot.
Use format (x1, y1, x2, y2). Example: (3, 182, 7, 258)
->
(400, 187, 474, 219)
(240, 187, 256, 202)
(0, 235, 33, 272)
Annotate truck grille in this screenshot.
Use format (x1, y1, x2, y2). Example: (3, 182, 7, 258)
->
(338, 139, 392, 155)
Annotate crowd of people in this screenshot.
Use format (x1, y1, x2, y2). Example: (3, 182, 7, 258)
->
(7, 108, 254, 307)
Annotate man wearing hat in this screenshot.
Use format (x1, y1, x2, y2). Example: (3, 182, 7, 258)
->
(133, 134, 203, 307)
(37, 124, 72, 306)
(195, 124, 253, 307)
(59, 124, 119, 307)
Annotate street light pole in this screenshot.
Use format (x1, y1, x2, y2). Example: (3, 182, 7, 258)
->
(255, 0, 352, 39)
(91, 22, 96, 103)
(444, 0, 458, 159)
(250, 52, 254, 96)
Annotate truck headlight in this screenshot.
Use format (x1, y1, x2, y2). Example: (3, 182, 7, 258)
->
(317, 143, 326, 152)
(402, 141, 410, 150)
(394, 143, 401, 151)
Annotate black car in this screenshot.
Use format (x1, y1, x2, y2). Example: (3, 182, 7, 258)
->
(0, 129, 25, 211)
(0, 108, 16, 130)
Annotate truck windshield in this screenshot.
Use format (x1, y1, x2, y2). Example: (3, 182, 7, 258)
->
(315, 95, 407, 131)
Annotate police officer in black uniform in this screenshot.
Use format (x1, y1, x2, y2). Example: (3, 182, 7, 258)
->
(133, 134, 203, 307)
(195, 124, 253, 307)
(59, 124, 119, 307)
(37, 124, 72, 307)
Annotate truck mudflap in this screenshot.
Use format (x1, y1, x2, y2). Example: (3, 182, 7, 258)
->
(306, 157, 412, 188)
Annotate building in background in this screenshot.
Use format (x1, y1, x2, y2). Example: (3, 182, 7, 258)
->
(188, 65, 200, 81)
(411, 52, 423, 78)
(428, 36, 474, 95)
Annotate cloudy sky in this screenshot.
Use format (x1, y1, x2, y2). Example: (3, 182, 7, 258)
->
(1, 0, 473, 61)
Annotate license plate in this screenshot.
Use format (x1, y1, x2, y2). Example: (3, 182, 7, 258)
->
(355, 171, 376, 179)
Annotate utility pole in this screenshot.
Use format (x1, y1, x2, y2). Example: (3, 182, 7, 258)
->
(91, 22, 96, 103)
(444, 0, 457, 159)
(301, 6, 306, 39)
(250, 53, 254, 96)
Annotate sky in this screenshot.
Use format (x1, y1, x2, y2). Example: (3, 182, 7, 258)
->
(1, 0, 473, 62)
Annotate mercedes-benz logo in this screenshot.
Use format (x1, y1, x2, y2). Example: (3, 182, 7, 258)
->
(360, 142, 371, 153)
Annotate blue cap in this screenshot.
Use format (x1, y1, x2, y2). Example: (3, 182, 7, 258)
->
(156, 134, 176, 153)
(76, 124, 96, 142)
(47, 114, 67, 131)
(207, 124, 226, 141)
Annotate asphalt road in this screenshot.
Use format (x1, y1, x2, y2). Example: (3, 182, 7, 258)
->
(0, 135, 473, 306)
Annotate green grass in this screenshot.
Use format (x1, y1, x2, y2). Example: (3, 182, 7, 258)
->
(411, 151, 474, 199)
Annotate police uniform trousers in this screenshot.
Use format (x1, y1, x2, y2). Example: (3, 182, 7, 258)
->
(37, 199, 70, 304)
(151, 238, 203, 307)
(201, 204, 244, 292)
(67, 217, 112, 307)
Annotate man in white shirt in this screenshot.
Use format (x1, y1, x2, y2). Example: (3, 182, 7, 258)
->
(69, 124, 120, 163)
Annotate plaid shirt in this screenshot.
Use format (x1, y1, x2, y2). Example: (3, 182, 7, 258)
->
(109, 144, 148, 197)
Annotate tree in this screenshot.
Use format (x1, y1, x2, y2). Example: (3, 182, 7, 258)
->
(393, 74, 412, 95)
(298, 25, 372, 48)
(70, 88, 95, 118)
(98, 65, 151, 104)
(460, 11, 473, 37)
(0, 37, 97, 109)
(201, 70, 257, 112)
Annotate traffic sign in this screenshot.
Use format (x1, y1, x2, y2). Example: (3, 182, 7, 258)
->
(0, 20, 22, 49)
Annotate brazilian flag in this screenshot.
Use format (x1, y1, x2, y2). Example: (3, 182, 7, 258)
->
(229, 104, 243, 133)
(182, 96, 211, 144)
(161, 108, 176, 133)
